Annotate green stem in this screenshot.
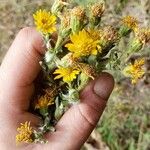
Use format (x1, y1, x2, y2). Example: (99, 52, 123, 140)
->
(54, 35, 63, 52)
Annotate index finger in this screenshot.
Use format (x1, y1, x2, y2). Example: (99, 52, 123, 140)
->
(0, 27, 44, 88)
(0, 27, 45, 110)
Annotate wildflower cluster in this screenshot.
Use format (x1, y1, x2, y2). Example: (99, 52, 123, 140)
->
(16, 0, 150, 144)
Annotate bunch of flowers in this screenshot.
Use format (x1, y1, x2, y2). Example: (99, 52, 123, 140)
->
(16, 0, 150, 144)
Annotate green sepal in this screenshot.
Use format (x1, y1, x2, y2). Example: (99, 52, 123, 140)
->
(119, 25, 131, 37)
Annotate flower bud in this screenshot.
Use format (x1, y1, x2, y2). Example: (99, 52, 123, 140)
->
(99, 26, 118, 56)
(127, 28, 150, 54)
(75, 63, 96, 91)
(89, 3, 105, 28)
(51, 0, 68, 16)
(59, 13, 71, 38)
(100, 26, 118, 46)
(119, 16, 138, 36)
(76, 63, 96, 79)
(135, 28, 150, 45)
(70, 6, 87, 33)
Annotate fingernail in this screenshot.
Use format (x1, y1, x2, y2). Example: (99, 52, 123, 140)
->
(93, 72, 114, 100)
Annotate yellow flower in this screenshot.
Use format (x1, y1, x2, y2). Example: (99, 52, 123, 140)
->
(33, 9, 56, 34)
(123, 58, 145, 84)
(65, 30, 100, 58)
(35, 95, 54, 109)
(54, 67, 80, 83)
(16, 121, 33, 144)
(122, 16, 138, 31)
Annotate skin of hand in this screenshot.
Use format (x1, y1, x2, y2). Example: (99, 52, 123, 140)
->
(0, 27, 114, 150)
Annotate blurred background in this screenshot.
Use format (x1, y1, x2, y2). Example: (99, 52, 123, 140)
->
(0, 0, 150, 149)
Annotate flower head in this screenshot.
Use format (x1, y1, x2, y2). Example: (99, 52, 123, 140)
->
(127, 28, 150, 53)
(65, 30, 100, 58)
(123, 58, 145, 84)
(16, 121, 33, 144)
(33, 9, 56, 34)
(35, 95, 54, 109)
(70, 6, 87, 33)
(100, 26, 118, 43)
(75, 63, 96, 80)
(54, 67, 80, 83)
(91, 3, 105, 18)
(122, 16, 138, 31)
(99, 26, 118, 55)
(59, 13, 71, 38)
(135, 28, 150, 44)
(72, 6, 85, 21)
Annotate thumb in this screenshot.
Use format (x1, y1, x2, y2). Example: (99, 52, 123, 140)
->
(41, 72, 114, 150)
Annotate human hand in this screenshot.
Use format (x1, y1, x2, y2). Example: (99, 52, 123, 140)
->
(0, 27, 114, 150)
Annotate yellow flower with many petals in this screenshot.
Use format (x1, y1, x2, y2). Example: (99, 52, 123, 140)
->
(65, 30, 100, 58)
(123, 58, 145, 84)
(33, 9, 56, 34)
(16, 121, 33, 144)
(54, 67, 80, 83)
(122, 16, 138, 31)
(35, 95, 54, 109)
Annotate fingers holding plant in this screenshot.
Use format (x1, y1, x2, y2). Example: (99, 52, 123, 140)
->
(2, 0, 148, 146)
